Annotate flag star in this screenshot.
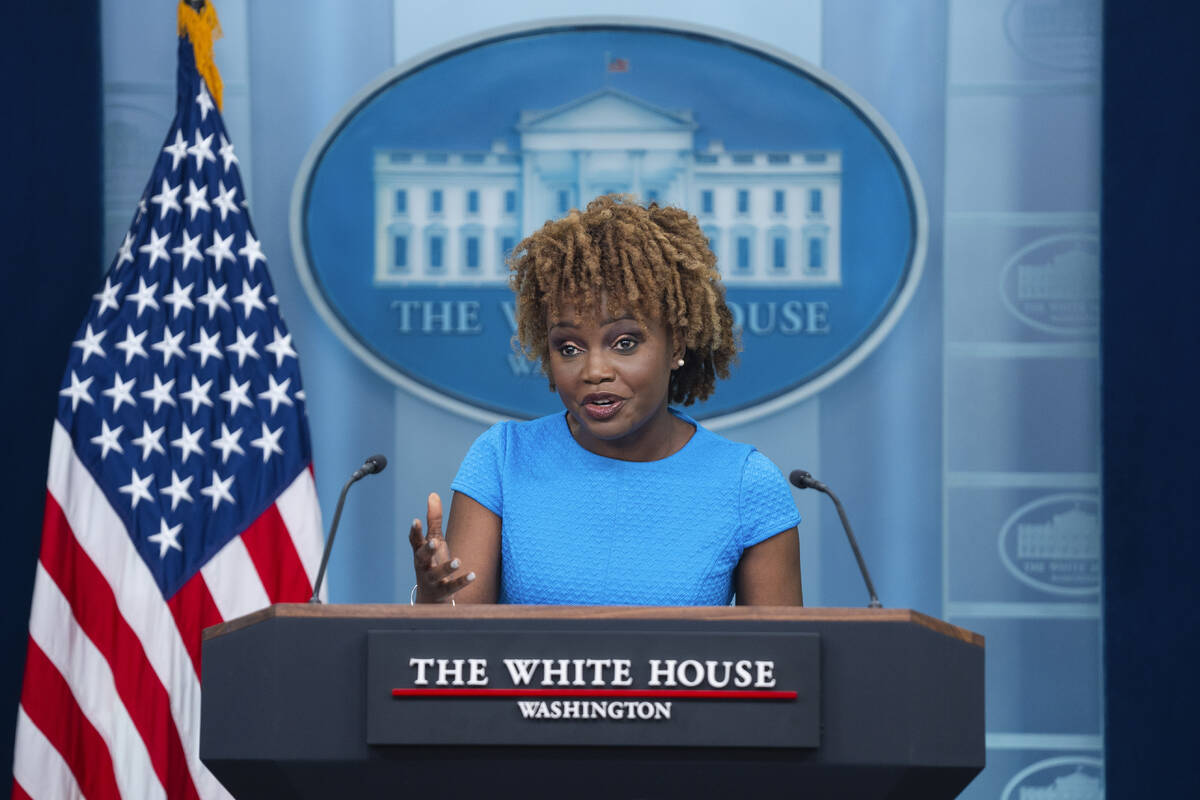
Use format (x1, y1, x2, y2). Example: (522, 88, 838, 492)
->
(171, 422, 205, 463)
(250, 421, 284, 463)
(226, 328, 260, 367)
(93, 276, 121, 315)
(188, 327, 222, 367)
(257, 375, 294, 415)
(205, 231, 235, 270)
(114, 325, 148, 365)
(219, 376, 254, 414)
(138, 227, 172, 269)
(102, 372, 137, 413)
(187, 130, 217, 170)
(140, 373, 177, 413)
(149, 178, 182, 221)
(237, 231, 266, 270)
(125, 277, 160, 318)
(201, 470, 236, 511)
(163, 279, 195, 318)
(232, 279, 266, 318)
(136, 197, 148, 221)
(264, 327, 298, 367)
(179, 374, 214, 415)
(132, 421, 166, 461)
(160, 470, 194, 511)
(211, 180, 240, 221)
(118, 468, 155, 509)
(195, 84, 215, 120)
(163, 129, 188, 171)
(72, 324, 107, 364)
(268, 295, 279, 305)
(115, 232, 135, 268)
(89, 420, 124, 460)
(295, 389, 306, 402)
(218, 134, 239, 172)
(172, 229, 203, 269)
(147, 517, 183, 558)
(59, 371, 94, 411)
(197, 279, 230, 317)
(211, 423, 245, 464)
(151, 327, 186, 366)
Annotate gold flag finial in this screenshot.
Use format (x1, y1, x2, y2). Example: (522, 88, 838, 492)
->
(177, 0, 224, 111)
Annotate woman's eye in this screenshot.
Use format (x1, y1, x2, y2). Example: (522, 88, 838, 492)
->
(558, 343, 580, 357)
(614, 337, 639, 352)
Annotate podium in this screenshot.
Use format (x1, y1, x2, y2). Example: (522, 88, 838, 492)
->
(201, 605, 984, 799)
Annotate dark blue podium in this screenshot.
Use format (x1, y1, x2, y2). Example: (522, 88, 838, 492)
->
(200, 605, 984, 799)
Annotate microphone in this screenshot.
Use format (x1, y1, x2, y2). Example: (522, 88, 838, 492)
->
(789, 469, 882, 609)
(309, 455, 389, 603)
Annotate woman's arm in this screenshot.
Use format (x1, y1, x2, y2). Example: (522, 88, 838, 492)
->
(733, 527, 803, 605)
(409, 491, 501, 603)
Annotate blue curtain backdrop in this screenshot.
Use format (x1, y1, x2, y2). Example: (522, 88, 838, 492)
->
(1, 1, 1196, 796)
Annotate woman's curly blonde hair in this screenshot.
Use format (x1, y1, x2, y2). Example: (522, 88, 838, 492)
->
(509, 194, 738, 405)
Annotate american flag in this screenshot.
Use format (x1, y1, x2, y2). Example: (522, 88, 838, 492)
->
(11, 18, 323, 800)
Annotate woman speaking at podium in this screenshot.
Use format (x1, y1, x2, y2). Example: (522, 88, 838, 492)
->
(409, 195, 803, 606)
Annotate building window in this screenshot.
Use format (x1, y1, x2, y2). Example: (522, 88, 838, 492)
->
(465, 236, 479, 269)
(773, 236, 787, 269)
(466, 190, 479, 215)
(736, 236, 751, 271)
(501, 236, 515, 258)
(395, 190, 407, 214)
(774, 190, 786, 214)
(393, 235, 408, 271)
(808, 237, 824, 270)
(557, 190, 570, 214)
(702, 226, 719, 263)
(504, 190, 517, 214)
(646, 189, 659, 204)
(498, 231, 518, 272)
(736, 190, 749, 214)
(429, 235, 444, 270)
(701, 190, 714, 214)
(430, 189, 443, 214)
(809, 189, 823, 214)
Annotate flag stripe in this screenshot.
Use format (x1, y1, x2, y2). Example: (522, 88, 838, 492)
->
(44, 423, 233, 800)
(11, 780, 36, 800)
(275, 466, 324, 592)
(27, 566, 167, 800)
(200, 533, 272, 620)
(168, 569, 224, 678)
(39, 492, 201, 800)
(240, 502, 313, 603)
(19, 639, 123, 800)
(13, 707, 85, 800)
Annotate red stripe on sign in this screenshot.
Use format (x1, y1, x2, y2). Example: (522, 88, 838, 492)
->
(20, 639, 122, 800)
(38, 493, 202, 800)
(391, 688, 797, 700)
(167, 569, 224, 679)
(240, 502, 314, 603)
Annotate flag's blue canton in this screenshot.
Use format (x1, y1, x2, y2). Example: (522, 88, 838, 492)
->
(56, 38, 312, 599)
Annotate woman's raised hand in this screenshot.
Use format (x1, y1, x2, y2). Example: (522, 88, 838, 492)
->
(409, 492, 475, 603)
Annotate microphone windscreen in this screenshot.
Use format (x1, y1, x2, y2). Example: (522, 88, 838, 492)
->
(789, 469, 812, 490)
(365, 454, 388, 474)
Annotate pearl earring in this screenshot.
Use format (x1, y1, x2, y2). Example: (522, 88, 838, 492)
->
(676, 358, 685, 367)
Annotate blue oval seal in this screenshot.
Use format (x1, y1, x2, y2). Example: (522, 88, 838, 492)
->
(1000, 233, 1099, 336)
(1001, 756, 1103, 800)
(291, 19, 926, 424)
(998, 493, 1101, 596)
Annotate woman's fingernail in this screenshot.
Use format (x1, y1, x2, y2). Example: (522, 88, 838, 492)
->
(427, 540, 437, 551)
(450, 559, 461, 569)
(466, 572, 476, 582)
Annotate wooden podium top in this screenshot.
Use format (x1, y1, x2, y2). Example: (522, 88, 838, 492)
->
(204, 603, 982, 647)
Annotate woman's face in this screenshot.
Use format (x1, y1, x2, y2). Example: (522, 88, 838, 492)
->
(547, 298, 678, 457)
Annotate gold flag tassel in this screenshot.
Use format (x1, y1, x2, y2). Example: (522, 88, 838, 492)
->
(177, 0, 224, 112)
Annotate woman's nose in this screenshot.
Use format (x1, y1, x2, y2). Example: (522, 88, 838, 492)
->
(580, 351, 615, 383)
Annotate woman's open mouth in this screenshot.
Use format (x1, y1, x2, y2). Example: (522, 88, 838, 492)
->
(581, 394, 625, 420)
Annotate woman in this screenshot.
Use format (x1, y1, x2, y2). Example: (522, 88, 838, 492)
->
(409, 195, 802, 605)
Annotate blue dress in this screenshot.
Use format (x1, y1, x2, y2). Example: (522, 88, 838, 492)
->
(450, 410, 800, 605)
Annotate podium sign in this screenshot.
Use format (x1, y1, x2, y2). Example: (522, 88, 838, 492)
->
(367, 629, 820, 747)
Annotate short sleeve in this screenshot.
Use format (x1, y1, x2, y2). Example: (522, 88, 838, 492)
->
(450, 423, 506, 516)
(738, 450, 801, 549)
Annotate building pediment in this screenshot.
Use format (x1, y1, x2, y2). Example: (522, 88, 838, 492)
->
(517, 89, 697, 133)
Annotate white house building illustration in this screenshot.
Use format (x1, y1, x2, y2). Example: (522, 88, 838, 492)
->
(372, 89, 842, 286)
